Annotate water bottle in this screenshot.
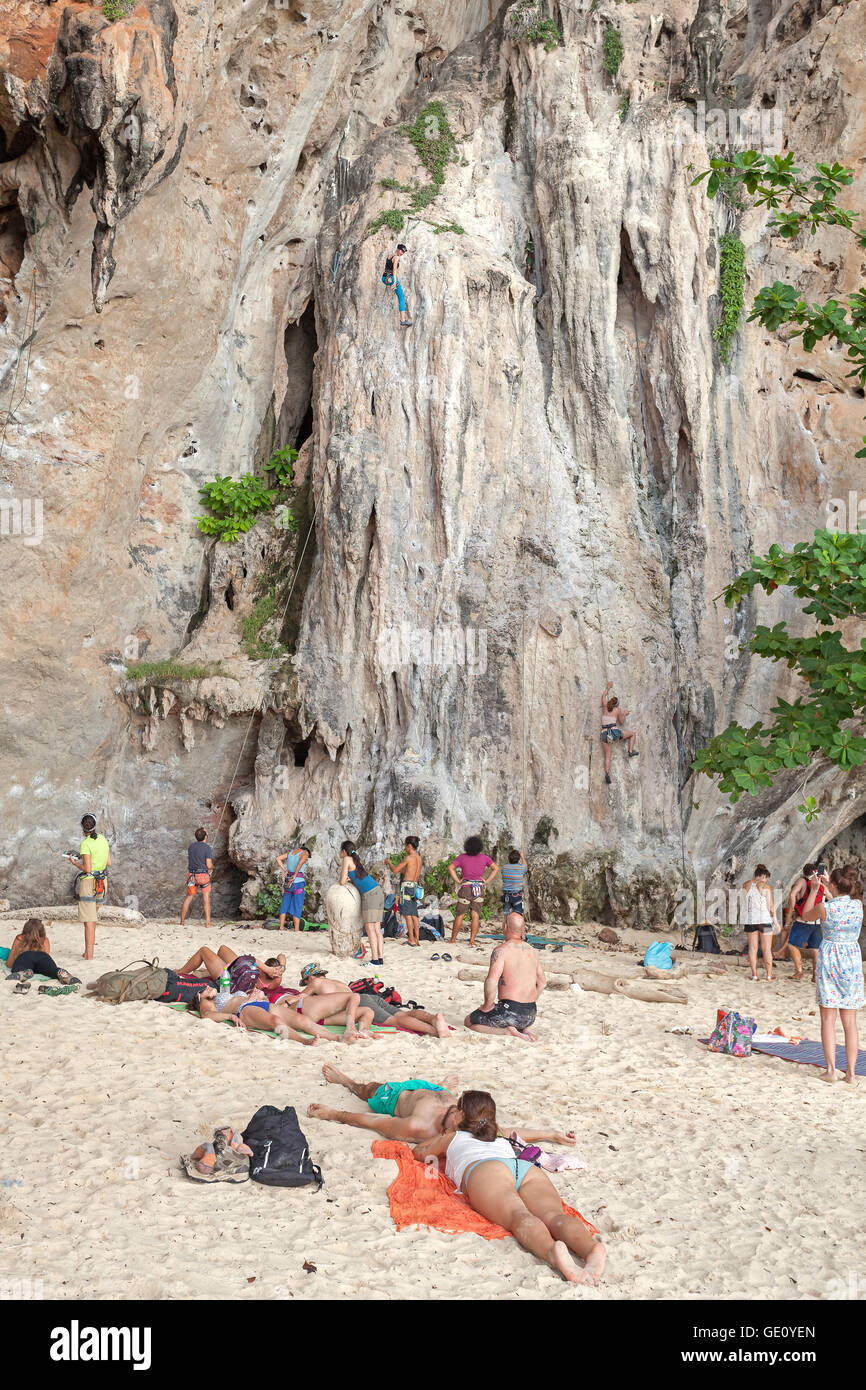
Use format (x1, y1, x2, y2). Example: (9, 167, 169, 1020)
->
(219, 969, 230, 994)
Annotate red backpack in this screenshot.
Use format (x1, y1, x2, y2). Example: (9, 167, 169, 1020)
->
(349, 977, 403, 1006)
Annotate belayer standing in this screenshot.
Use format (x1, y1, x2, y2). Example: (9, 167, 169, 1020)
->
(275, 843, 311, 931)
(180, 828, 214, 929)
(382, 243, 413, 327)
(68, 814, 111, 961)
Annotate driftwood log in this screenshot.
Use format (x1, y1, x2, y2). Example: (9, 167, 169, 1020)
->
(0, 904, 144, 923)
(457, 967, 572, 990)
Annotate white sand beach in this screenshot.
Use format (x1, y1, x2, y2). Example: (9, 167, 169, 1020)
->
(1, 919, 862, 1302)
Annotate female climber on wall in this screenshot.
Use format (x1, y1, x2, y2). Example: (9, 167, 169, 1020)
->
(339, 841, 386, 965)
(382, 243, 413, 327)
(600, 681, 638, 785)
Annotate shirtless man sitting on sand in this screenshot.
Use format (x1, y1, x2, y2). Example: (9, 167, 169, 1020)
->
(307, 1065, 579, 1147)
(464, 913, 545, 1041)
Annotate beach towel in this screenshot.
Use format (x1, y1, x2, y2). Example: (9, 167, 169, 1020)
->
(371, 1140, 598, 1240)
(749, 1038, 866, 1076)
(164, 1000, 396, 1038)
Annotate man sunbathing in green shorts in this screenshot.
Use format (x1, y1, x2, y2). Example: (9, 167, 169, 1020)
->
(307, 1065, 579, 1147)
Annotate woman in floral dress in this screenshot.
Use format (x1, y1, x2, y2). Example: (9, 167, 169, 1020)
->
(800, 863, 864, 1085)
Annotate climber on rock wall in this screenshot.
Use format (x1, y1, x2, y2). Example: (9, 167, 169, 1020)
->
(381, 243, 413, 326)
(601, 680, 639, 785)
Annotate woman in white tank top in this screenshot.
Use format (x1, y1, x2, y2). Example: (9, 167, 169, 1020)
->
(741, 864, 780, 982)
(412, 1090, 606, 1286)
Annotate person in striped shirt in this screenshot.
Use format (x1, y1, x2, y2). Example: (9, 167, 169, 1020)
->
(501, 849, 528, 921)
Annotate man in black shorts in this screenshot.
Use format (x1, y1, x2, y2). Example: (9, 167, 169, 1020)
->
(464, 914, 546, 1043)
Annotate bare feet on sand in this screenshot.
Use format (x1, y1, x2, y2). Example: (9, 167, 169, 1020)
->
(506, 1025, 537, 1043)
(434, 1013, 450, 1039)
(819, 1068, 837, 1083)
(582, 1240, 607, 1286)
(322, 1063, 350, 1088)
(550, 1241, 582, 1283)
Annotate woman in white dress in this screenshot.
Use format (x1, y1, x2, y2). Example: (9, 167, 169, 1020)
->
(799, 863, 864, 1085)
(741, 863, 780, 981)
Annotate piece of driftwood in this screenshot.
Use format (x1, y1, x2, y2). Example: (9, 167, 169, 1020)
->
(644, 964, 686, 981)
(613, 977, 688, 1004)
(571, 968, 619, 994)
(0, 905, 144, 923)
(457, 967, 571, 989)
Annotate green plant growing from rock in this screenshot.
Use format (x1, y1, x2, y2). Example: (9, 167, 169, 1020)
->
(602, 24, 624, 76)
(507, 1, 562, 51)
(255, 879, 284, 918)
(617, 95, 630, 122)
(242, 587, 288, 661)
(126, 660, 231, 683)
(103, 0, 134, 20)
(198, 445, 298, 543)
(713, 233, 746, 365)
(368, 101, 461, 237)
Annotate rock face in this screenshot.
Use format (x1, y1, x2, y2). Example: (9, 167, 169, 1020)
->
(1, 0, 864, 925)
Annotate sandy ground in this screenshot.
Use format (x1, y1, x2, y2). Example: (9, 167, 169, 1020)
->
(0, 917, 862, 1302)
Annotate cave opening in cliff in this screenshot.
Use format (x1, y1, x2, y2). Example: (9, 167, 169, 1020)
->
(279, 298, 316, 452)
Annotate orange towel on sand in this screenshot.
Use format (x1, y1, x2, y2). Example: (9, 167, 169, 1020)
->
(372, 1140, 598, 1241)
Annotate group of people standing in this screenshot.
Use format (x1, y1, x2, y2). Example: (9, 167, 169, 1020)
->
(742, 860, 864, 1084)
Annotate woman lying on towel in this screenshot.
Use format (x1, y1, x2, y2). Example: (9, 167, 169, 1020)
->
(412, 1090, 606, 1285)
(6, 917, 81, 987)
(190, 985, 348, 1045)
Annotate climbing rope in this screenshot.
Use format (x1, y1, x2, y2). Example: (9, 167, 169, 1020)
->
(629, 298, 689, 886)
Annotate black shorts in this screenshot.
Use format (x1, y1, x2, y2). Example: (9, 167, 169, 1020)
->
(467, 998, 537, 1031)
(502, 890, 525, 915)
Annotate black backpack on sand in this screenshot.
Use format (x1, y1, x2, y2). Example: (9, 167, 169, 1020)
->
(242, 1106, 323, 1190)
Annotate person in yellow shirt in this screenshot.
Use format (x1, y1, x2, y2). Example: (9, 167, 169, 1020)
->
(69, 814, 111, 960)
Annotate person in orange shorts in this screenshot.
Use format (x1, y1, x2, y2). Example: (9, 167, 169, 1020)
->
(180, 828, 213, 928)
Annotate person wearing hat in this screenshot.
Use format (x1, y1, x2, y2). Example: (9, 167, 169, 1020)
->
(296, 963, 376, 1041)
(382, 243, 413, 326)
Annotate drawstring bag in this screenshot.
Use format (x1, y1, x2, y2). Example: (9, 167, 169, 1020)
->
(707, 1010, 756, 1057)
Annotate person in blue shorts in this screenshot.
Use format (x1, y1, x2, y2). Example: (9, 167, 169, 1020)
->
(276, 844, 311, 931)
(382, 244, 413, 326)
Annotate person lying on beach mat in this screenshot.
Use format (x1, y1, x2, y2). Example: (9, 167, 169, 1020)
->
(412, 1090, 606, 1286)
(189, 985, 348, 1045)
(176, 944, 287, 995)
(6, 917, 81, 990)
(307, 1064, 579, 1146)
(290, 962, 380, 1042)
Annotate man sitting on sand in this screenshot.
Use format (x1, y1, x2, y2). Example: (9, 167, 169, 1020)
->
(307, 1065, 580, 1148)
(464, 913, 545, 1041)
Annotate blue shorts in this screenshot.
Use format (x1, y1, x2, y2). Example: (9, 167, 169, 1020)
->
(238, 1000, 270, 1015)
(462, 1156, 533, 1194)
(789, 921, 822, 950)
(367, 1080, 444, 1116)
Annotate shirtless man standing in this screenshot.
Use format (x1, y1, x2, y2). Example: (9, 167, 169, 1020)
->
(307, 1064, 578, 1148)
(464, 913, 545, 1041)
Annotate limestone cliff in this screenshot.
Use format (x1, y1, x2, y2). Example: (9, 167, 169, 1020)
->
(1, 0, 864, 923)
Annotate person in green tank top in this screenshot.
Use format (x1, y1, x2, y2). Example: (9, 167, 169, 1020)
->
(69, 813, 111, 960)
